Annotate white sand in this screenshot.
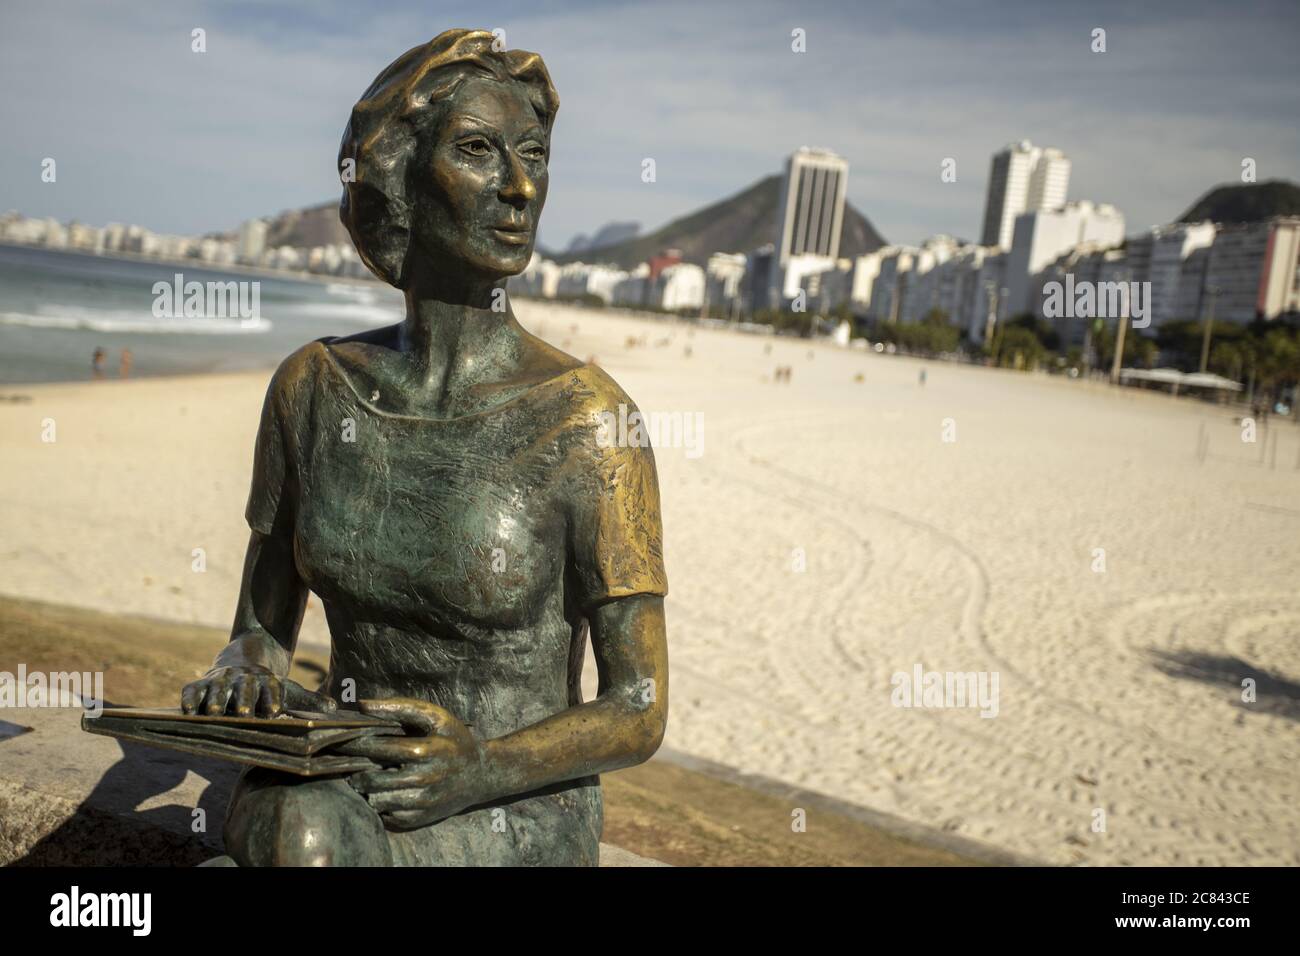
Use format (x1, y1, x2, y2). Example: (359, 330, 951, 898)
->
(2, 300, 1298, 865)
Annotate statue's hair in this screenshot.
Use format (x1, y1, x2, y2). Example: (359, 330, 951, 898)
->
(338, 29, 559, 288)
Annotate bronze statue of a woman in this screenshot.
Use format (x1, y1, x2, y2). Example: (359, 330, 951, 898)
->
(179, 29, 668, 866)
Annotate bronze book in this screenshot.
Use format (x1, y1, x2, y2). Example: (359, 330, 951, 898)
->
(82, 707, 404, 776)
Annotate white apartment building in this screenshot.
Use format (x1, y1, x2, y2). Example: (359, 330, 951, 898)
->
(1200, 217, 1300, 324)
(776, 252, 839, 305)
(237, 218, 268, 265)
(899, 235, 960, 324)
(1146, 222, 1217, 328)
(41, 218, 69, 248)
(705, 252, 747, 312)
(1035, 241, 1112, 342)
(197, 237, 237, 265)
(707, 251, 748, 317)
(851, 250, 885, 308)
(102, 223, 126, 252)
(269, 246, 302, 271)
(514, 253, 561, 299)
(867, 246, 918, 323)
(979, 141, 1072, 250)
(933, 245, 990, 334)
(653, 262, 706, 311)
(966, 250, 1009, 343)
(612, 264, 649, 308)
(555, 262, 628, 305)
(1005, 200, 1125, 315)
(815, 259, 856, 313)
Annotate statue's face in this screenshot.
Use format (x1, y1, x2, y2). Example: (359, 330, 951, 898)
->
(412, 74, 549, 281)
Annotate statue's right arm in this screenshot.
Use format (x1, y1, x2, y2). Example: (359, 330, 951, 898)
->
(179, 527, 310, 717)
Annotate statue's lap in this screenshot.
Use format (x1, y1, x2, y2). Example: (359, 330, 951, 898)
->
(224, 767, 601, 867)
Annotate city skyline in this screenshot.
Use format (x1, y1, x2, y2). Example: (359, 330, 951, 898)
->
(1, 0, 1297, 251)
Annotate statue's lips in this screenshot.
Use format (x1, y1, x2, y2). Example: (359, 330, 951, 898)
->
(491, 226, 531, 246)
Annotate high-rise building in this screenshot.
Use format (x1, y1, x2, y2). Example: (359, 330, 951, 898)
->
(769, 148, 850, 310)
(1027, 148, 1070, 216)
(774, 147, 849, 265)
(979, 141, 1072, 250)
(237, 218, 268, 265)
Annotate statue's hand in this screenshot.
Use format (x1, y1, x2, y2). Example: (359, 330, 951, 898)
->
(180, 666, 336, 717)
(342, 698, 487, 830)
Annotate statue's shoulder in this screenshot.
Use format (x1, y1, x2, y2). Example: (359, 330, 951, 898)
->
(564, 362, 635, 413)
(510, 329, 636, 420)
(554, 363, 650, 458)
(262, 337, 340, 418)
(274, 337, 333, 386)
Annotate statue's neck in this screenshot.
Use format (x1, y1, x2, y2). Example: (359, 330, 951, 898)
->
(400, 278, 517, 393)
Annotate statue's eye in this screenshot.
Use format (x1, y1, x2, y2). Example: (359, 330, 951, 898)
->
(458, 137, 492, 157)
(521, 144, 547, 162)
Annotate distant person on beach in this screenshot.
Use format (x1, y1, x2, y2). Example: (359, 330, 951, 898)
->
(919, 368, 927, 387)
(92, 347, 106, 380)
(119, 348, 133, 379)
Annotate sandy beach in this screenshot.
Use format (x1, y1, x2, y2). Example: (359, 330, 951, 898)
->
(2, 300, 1298, 866)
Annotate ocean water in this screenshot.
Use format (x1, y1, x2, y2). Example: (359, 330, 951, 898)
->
(0, 243, 405, 384)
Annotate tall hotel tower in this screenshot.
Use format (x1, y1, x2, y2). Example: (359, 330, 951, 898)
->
(979, 141, 1071, 250)
(775, 147, 849, 266)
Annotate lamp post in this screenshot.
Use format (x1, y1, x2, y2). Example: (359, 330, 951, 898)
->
(1109, 269, 1132, 386)
(982, 280, 999, 351)
(1199, 285, 1220, 374)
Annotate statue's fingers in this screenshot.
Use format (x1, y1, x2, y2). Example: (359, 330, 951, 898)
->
(180, 681, 204, 714)
(257, 675, 284, 717)
(365, 788, 429, 813)
(334, 735, 450, 763)
(379, 809, 430, 831)
(202, 676, 235, 715)
(349, 763, 439, 794)
(281, 678, 336, 714)
(358, 697, 452, 736)
(232, 674, 259, 717)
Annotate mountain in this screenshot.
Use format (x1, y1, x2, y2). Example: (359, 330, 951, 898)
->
(263, 201, 351, 249)
(247, 173, 889, 268)
(566, 221, 640, 254)
(1177, 180, 1300, 224)
(553, 174, 887, 269)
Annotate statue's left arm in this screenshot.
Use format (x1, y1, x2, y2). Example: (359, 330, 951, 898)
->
(344, 593, 666, 829)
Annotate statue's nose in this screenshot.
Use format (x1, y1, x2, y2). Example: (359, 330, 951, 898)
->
(499, 152, 536, 209)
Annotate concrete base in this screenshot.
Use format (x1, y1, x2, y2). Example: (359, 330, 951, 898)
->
(0, 704, 665, 867)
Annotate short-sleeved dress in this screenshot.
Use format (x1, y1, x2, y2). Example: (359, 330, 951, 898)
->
(244, 338, 667, 866)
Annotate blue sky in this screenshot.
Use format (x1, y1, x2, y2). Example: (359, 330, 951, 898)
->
(1, 0, 1296, 250)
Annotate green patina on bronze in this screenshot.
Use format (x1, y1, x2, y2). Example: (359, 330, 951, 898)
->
(178, 29, 669, 866)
